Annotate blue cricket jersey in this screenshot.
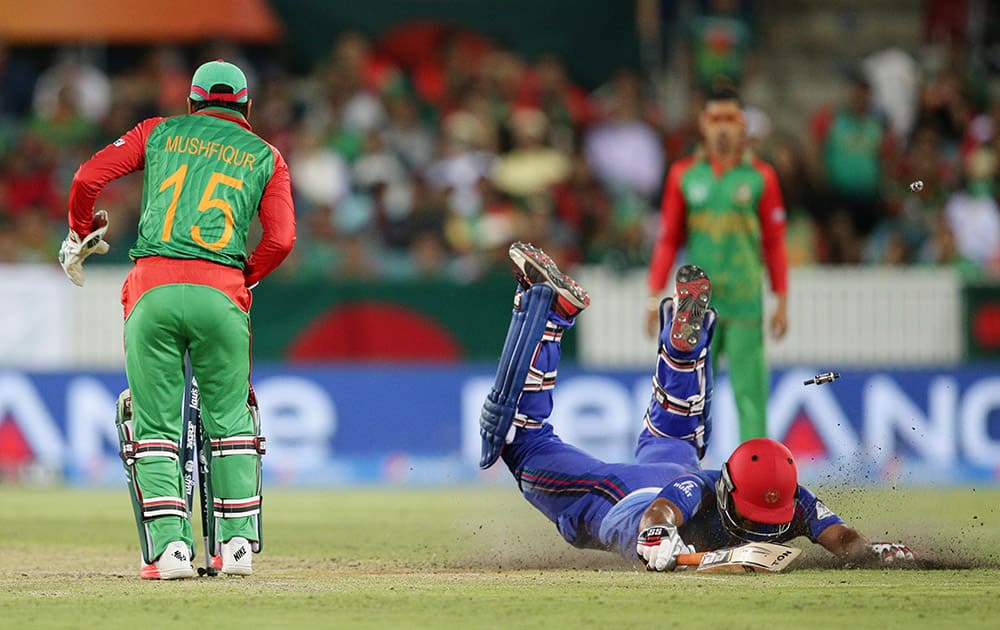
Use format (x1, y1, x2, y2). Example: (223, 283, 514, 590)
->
(598, 470, 844, 559)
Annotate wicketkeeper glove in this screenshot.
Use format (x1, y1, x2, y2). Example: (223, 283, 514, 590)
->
(868, 542, 917, 565)
(637, 524, 693, 572)
(58, 210, 110, 287)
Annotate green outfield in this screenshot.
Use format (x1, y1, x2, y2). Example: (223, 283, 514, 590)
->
(1, 486, 998, 629)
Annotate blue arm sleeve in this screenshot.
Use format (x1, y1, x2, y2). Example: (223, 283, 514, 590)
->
(596, 473, 715, 560)
(654, 472, 714, 524)
(596, 489, 660, 560)
(794, 485, 845, 542)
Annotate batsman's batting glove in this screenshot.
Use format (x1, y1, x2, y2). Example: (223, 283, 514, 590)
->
(637, 524, 692, 572)
(868, 542, 916, 565)
(59, 210, 110, 287)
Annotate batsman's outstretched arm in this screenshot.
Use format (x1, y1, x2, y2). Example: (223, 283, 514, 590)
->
(817, 523, 917, 565)
(636, 498, 694, 572)
(640, 497, 684, 530)
(817, 523, 868, 559)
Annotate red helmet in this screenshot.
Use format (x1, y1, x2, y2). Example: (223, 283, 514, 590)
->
(716, 438, 798, 541)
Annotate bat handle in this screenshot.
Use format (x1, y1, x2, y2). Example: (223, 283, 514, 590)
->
(675, 552, 705, 567)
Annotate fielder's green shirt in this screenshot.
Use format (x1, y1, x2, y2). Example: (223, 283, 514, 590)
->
(822, 108, 884, 198)
(648, 148, 788, 320)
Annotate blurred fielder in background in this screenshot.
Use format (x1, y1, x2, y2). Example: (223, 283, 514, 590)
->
(59, 60, 295, 579)
(646, 84, 789, 442)
(483, 243, 912, 571)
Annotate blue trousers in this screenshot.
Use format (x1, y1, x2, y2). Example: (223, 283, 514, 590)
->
(500, 310, 695, 551)
(502, 423, 689, 550)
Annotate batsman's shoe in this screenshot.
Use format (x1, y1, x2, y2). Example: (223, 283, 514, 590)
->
(509, 242, 590, 319)
(221, 537, 253, 576)
(669, 265, 712, 353)
(140, 541, 195, 580)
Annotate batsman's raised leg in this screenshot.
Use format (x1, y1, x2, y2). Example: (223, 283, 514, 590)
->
(635, 265, 718, 467)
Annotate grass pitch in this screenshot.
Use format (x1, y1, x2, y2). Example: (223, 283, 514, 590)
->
(1, 485, 998, 629)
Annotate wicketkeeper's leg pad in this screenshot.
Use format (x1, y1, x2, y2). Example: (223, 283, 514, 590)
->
(480, 283, 555, 469)
(204, 392, 266, 554)
(643, 299, 719, 459)
(115, 389, 190, 565)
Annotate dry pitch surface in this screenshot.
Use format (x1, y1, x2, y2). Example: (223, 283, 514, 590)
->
(1, 486, 998, 629)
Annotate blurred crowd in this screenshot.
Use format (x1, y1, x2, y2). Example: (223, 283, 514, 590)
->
(795, 52, 1000, 276)
(1, 4, 999, 281)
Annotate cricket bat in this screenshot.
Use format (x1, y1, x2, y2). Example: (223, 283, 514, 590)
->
(676, 543, 801, 574)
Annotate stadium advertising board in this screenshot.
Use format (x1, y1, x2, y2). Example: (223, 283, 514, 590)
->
(0, 366, 997, 485)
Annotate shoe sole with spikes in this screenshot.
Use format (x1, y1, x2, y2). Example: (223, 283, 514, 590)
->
(670, 264, 711, 353)
(508, 242, 590, 318)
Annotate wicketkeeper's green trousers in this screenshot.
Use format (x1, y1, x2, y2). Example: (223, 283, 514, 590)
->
(124, 284, 258, 560)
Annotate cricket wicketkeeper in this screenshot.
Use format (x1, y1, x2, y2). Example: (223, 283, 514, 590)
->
(481, 243, 913, 571)
(60, 60, 295, 579)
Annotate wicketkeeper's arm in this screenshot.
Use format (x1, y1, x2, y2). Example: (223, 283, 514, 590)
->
(59, 210, 110, 286)
(68, 118, 160, 234)
(243, 146, 295, 288)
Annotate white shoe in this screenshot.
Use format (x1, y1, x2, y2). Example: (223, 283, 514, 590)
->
(221, 537, 253, 575)
(140, 541, 195, 580)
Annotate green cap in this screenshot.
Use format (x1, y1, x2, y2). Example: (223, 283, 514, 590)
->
(189, 59, 249, 104)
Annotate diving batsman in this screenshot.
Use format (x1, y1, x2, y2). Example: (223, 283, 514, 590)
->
(481, 242, 915, 570)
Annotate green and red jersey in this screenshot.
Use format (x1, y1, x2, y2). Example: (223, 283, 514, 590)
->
(810, 105, 891, 199)
(648, 149, 788, 320)
(690, 15, 752, 87)
(68, 108, 295, 315)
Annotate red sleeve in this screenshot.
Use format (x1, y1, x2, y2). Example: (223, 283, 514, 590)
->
(809, 106, 833, 146)
(244, 146, 295, 287)
(68, 117, 164, 235)
(647, 160, 691, 294)
(756, 160, 788, 295)
(879, 122, 896, 162)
